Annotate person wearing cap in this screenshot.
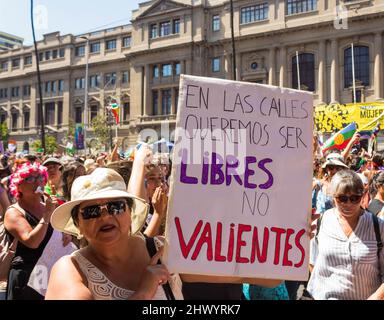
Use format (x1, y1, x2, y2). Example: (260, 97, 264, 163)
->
(45, 168, 180, 300)
(314, 152, 349, 215)
(3, 162, 58, 300)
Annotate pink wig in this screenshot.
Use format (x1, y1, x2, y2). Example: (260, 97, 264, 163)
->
(9, 162, 48, 199)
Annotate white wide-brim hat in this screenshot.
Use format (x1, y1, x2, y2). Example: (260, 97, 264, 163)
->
(51, 168, 149, 238)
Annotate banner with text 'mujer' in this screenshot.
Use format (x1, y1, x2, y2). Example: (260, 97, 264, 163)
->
(164, 75, 313, 281)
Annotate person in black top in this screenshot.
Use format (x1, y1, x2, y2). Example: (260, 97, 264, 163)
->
(4, 162, 58, 300)
(368, 171, 384, 216)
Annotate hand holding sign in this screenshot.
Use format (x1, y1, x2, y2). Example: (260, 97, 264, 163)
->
(136, 247, 170, 299)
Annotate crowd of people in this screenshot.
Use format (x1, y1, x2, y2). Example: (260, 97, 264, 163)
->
(0, 130, 383, 300)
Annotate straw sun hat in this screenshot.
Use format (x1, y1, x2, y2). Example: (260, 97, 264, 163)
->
(51, 167, 149, 238)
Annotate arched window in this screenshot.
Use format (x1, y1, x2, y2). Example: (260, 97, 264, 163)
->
(292, 53, 315, 91)
(344, 46, 370, 88)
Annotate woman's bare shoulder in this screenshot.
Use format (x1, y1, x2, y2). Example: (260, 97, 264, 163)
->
(45, 253, 93, 300)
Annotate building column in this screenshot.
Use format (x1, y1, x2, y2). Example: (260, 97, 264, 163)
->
(54, 101, 58, 126)
(318, 40, 326, 104)
(235, 52, 241, 81)
(268, 47, 275, 86)
(330, 38, 339, 103)
(30, 83, 37, 132)
(374, 32, 383, 100)
(186, 59, 192, 74)
(279, 46, 287, 87)
(143, 65, 151, 116)
(171, 88, 176, 115)
(158, 89, 162, 116)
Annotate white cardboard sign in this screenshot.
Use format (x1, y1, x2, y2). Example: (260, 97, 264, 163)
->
(164, 75, 313, 281)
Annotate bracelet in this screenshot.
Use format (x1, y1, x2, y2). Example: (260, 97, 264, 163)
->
(39, 221, 49, 225)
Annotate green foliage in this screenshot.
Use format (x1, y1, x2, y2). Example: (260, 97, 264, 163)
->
(0, 122, 9, 145)
(32, 135, 58, 154)
(67, 118, 76, 141)
(91, 114, 110, 149)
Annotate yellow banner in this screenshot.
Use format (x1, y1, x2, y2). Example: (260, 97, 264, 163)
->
(315, 102, 384, 132)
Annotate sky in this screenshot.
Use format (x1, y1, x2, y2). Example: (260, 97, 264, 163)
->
(0, 0, 141, 45)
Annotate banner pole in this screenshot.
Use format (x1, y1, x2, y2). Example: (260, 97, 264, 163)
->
(351, 43, 356, 104)
(296, 51, 301, 90)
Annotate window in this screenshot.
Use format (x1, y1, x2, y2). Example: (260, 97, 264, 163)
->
(344, 46, 370, 88)
(75, 78, 85, 89)
(39, 52, 44, 62)
(212, 58, 220, 72)
(59, 48, 65, 57)
(0, 88, 8, 98)
(292, 53, 315, 91)
(45, 51, 51, 60)
(175, 62, 181, 75)
(24, 109, 30, 130)
(353, 90, 362, 103)
(286, 0, 317, 15)
(90, 42, 100, 53)
(45, 81, 51, 93)
(159, 21, 171, 37)
(11, 87, 19, 97)
(90, 105, 98, 121)
(51, 81, 57, 94)
(152, 91, 158, 115)
(162, 89, 172, 115)
(45, 102, 55, 125)
(75, 46, 85, 57)
(241, 4, 269, 24)
(12, 58, 20, 68)
(24, 56, 32, 66)
(153, 65, 159, 78)
(75, 106, 82, 123)
(52, 49, 58, 59)
(123, 36, 131, 48)
(58, 80, 64, 92)
(123, 102, 130, 123)
(106, 39, 117, 50)
(1, 61, 8, 71)
(23, 85, 31, 97)
(0, 113, 6, 124)
(57, 101, 63, 126)
(162, 64, 172, 77)
(122, 71, 129, 83)
(150, 24, 158, 39)
(212, 15, 220, 31)
(105, 73, 116, 86)
(11, 112, 18, 131)
(90, 75, 100, 88)
(173, 19, 180, 34)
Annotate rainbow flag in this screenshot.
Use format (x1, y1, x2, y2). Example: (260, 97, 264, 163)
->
(321, 122, 357, 154)
(109, 103, 120, 124)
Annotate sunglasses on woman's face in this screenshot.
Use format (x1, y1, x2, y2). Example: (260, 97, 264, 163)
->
(24, 175, 45, 184)
(335, 194, 362, 204)
(80, 200, 127, 220)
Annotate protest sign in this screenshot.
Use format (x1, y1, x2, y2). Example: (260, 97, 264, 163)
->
(164, 75, 313, 281)
(28, 230, 77, 296)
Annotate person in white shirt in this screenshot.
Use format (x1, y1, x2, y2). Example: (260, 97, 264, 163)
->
(308, 169, 384, 300)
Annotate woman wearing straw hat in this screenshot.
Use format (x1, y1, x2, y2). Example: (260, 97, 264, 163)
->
(45, 167, 180, 300)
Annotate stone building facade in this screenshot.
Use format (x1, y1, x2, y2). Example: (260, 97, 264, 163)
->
(0, 0, 383, 152)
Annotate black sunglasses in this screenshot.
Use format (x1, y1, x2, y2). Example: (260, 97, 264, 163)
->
(80, 200, 127, 220)
(335, 194, 363, 204)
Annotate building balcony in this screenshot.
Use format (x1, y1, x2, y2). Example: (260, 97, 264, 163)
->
(138, 114, 176, 126)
